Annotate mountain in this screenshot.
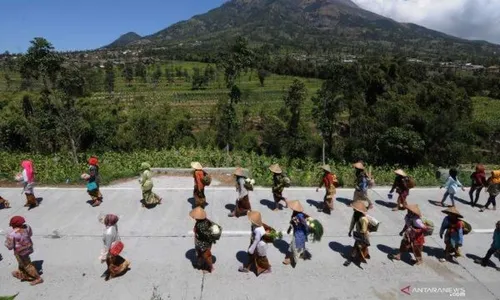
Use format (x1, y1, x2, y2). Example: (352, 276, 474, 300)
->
(105, 0, 500, 58)
(106, 32, 142, 48)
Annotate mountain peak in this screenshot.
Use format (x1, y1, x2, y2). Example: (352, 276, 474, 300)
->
(106, 32, 142, 49)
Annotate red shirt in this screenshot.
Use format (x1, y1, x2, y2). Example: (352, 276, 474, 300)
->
(322, 173, 336, 188)
(194, 170, 205, 191)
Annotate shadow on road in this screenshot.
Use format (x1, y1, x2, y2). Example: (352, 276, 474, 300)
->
(139, 199, 159, 209)
(187, 197, 195, 208)
(33, 260, 44, 275)
(375, 200, 397, 209)
(185, 249, 217, 270)
(273, 239, 289, 255)
(260, 199, 275, 211)
(225, 203, 235, 213)
(236, 251, 248, 265)
(377, 244, 414, 266)
(336, 197, 352, 207)
(467, 253, 498, 270)
(306, 199, 321, 210)
(454, 197, 471, 206)
(428, 200, 444, 207)
(328, 241, 351, 260)
(422, 245, 444, 260)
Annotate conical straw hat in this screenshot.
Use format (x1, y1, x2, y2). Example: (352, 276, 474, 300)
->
(191, 162, 203, 170)
(286, 200, 304, 213)
(189, 207, 207, 220)
(247, 211, 263, 226)
(353, 162, 364, 170)
(406, 204, 421, 217)
(233, 167, 245, 177)
(321, 165, 331, 173)
(269, 164, 282, 174)
(351, 200, 367, 214)
(394, 169, 407, 176)
(442, 206, 463, 218)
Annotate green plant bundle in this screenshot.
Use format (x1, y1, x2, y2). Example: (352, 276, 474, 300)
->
(307, 218, 323, 242)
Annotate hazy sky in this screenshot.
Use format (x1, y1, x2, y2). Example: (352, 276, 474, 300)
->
(1, 0, 499, 53)
(352, 0, 500, 43)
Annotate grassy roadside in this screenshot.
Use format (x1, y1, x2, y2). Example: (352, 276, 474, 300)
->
(0, 149, 484, 188)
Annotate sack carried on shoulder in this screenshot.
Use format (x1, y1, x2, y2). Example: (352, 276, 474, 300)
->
(202, 173, 212, 186)
(87, 181, 98, 192)
(462, 220, 472, 235)
(244, 182, 254, 191)
(407, 177, 416, 189)
(209, 221, 222, 242)
(366, 215, 380, 232)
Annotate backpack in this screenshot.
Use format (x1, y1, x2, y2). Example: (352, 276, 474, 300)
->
(422, 217, 434, 236)
(202, 172, 212, 186)
(407, 177, 416, 189)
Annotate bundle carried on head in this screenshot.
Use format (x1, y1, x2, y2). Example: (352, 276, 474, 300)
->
(306, 217, 324, 242)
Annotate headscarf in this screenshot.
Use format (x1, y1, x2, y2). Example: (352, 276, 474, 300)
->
(104, 214, 119, 227)
(140, 162, 151, 171)
(9, 216, 26, 228)
(21, 160, 34, 182)
(88, 156, 98, 166)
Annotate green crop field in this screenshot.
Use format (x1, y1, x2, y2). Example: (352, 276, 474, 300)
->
(472, 96, 500, 126)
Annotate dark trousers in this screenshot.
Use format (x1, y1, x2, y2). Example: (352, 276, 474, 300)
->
(484, 195, 497, 209)
(469, 186, 483, 205)
(483, 247, 499, 262)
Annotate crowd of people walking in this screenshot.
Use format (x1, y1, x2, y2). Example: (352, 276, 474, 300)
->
(1, 158, 500, 286)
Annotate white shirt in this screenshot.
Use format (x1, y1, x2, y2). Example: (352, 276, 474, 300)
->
(248, 226, 267, 256)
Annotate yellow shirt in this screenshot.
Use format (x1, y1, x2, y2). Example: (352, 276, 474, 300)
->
(350, 216, 368, 233)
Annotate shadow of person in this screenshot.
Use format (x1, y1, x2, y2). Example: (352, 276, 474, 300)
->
(236, 251, 248, 265)
(140, 199, 158, 209)
(377, 243, 414, 266)
(336, 197, 352, 207)
(225, 203, 235, 213)
(328, 241, 352, 260)
(423, 245, 445, 260)
(273, 239, 289, 255)
(306, 199, 321, 210)
(36, 197, 43, 205)
(453, 197, 471, 206)
(260, 199, 275, 211)
(32, 260, 44, 275)
(185, 248, 198, 268)
(428, 200, 444, 207)
(467, 253, 498, 269)
(188, 197, 196, 208)
(375, 200, 397, 209)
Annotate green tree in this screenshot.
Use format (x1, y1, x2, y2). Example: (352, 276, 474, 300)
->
(165, 65, 175, 84)
(376, 127, 425, 166)
(122, 63, 134, 86)
(135, 61, 147, 83)
(152, 65, 162, 87)
(104, 61, 115, 93)
(19, 37, 63, 89)
(215, 85, 241, 150)
(3, 73, 12, 91)
(283, 79, 309, 158)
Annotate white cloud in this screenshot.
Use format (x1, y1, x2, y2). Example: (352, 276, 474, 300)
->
(351, 0, 500, 44)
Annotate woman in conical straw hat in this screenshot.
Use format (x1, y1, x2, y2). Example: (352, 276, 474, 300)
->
(439, 206, 464, 262)
(346, 201, 371, 266)
(191, 162, 207, 208)
(283, 200, 310, 266)
(190, 207, 215, 274)
(269, 163, 288, 211)
(389, 169, 410, 212)
(352, 161, 373, 210)
(229, 167, 251, 217)
(392, 204, 427, 265)
(316, 165, 339, 214)
(139, 162, 162, 207)
(238, 211, 271, 275)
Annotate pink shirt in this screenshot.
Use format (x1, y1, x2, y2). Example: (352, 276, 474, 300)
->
(4, 225, 34, 256)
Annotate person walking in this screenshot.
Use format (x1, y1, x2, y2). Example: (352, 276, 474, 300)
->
(391, 204, 427, 265)
(98, 214, 130, 281)
(84, 156, 103, 207)
(388, 169, 410, 211)
(191, 162, 207, 208)
(283, 200, 310, 266)
(316, 165, 338, 214)
(353, 162, 373, 210)
(440, 168, 465, 207)
(4, 216, 43, 285)
(346, 201, 371, 266)
(476, 221, 500, 267)
(238, 211, 271, 275)
(269, 164, 288, 211)
(16, 160, 37, 208)
(190, 207, 216, 274)
(439, 207, 465, 262)
(470, 164, 487, 207)
(228, 168, 251, 217)
(139, 162, 162, 207)
(480, 171, 500, 212)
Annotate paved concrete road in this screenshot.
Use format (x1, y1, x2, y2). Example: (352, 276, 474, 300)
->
(1, 182, 500, 300)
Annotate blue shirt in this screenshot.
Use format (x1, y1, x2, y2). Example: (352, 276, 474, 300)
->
(492, 229, 500, 250)
(292, 213, 308, 249)
(444, 176, 463, 194)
